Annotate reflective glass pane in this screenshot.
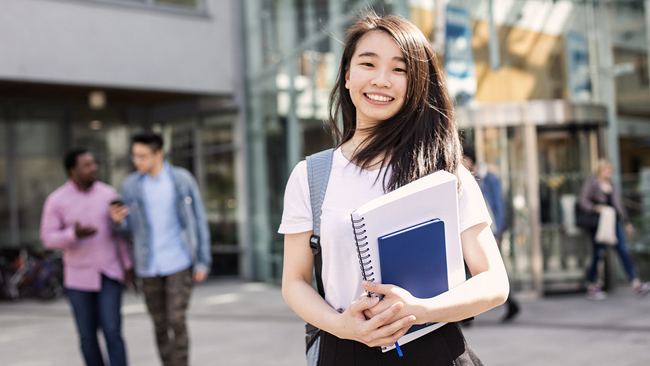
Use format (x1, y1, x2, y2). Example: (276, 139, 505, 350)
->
(71, 108, 133, 188)
(204, 151, 237, 246)
(15, 120, 65, 156)
(0, 111, 8, 246)
(15, 107, 67, 248)
(202, 115, 234, 146)
(200, 114, 238, 275)
(17, 157, 66, 247)
(0, 158, 8, 247)
(167, 123, 195, 173)
(0, 112, 5, 155)
(537, 128, 592, 290)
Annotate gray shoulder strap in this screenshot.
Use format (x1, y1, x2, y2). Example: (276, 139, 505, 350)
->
(306, 148, 334, 237)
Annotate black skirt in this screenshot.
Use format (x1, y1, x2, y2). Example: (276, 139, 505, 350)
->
(316, 322, 483, 366)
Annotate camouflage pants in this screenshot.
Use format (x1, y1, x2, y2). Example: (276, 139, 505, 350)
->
(142, 267, 193, 366)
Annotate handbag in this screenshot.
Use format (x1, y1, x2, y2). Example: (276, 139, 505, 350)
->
(575, 202, 599, 230)
(594, 206, 618, 245)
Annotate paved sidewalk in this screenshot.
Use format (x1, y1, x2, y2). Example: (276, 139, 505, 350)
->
(1, 278, 649, 365)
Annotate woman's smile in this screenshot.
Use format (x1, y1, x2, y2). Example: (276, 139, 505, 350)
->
(364, 93, 395, 103)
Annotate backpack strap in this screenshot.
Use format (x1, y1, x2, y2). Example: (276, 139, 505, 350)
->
(306, 148, 334, 298)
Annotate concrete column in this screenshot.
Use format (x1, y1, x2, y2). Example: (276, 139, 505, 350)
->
(595, 2, 621, 188)
(488, 0, 500, 71)
(306, 0, 318, 116)
(243, 0, 272, 281)
(279, 0, 301, 167)
(329, 0, 344, 132)
(524, 124, 543, 297)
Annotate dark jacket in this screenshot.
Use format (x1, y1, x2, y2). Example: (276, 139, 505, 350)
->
(579, 177, 628, 223)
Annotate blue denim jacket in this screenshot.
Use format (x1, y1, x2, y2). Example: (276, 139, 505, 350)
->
(117, 164, 212, 275)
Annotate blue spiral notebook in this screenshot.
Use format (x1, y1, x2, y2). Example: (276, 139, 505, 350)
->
(377, 219, 448, 335)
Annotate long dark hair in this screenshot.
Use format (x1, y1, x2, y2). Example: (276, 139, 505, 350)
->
(328, 13, 461, 191)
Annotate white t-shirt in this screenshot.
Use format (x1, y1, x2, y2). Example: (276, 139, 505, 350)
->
(278, 148, 491, 311)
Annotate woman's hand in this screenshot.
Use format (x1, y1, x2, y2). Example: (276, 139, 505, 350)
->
(335, 292, 416, 348)
(283, 232, 413, 348)
(360, 281, 424, 325)
(625, 222, 634, 236)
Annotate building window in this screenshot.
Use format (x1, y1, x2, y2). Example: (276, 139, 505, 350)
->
(163, 114, 240, 276)
(638, 54, 649, 87)
(80, 0, 205, 13)
(155, 0, 201, 10)
(0, 108, 8, 248)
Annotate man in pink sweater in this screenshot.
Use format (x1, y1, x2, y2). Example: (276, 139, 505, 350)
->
(40, 148, 133, 366)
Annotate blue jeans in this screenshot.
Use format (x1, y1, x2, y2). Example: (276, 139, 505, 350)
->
(67, 274, 127, 366)
(588, 222, 638, 284)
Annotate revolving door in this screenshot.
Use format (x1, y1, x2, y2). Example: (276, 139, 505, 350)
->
(458, 100, 608, 296)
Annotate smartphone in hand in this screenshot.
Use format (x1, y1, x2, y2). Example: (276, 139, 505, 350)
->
(109, 197, 129, 224)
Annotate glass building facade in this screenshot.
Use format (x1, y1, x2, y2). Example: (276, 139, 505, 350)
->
(0, 95, 241, 276)
(0, 0, 242, 276)
(239, 0, 650, 296)
(240, 0, 411, 281)
(2, 0, 649, 297)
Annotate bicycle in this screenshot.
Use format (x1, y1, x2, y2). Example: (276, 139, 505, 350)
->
(0, 248, 64, 301)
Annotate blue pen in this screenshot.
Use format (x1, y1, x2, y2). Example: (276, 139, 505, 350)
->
(362, 290, 402, 356)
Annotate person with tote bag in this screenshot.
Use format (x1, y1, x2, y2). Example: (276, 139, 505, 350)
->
(579, 159, 649, 300)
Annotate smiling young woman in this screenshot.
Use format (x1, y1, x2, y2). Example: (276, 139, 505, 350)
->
(280, 12, 509, 365)
(330, 14, 461, 188)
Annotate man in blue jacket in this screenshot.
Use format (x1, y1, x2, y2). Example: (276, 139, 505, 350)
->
(110, 131, 211, 366)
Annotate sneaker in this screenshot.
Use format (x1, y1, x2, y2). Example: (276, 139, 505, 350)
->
(586, 286, 607, 300)
(634, 283, 650, 298)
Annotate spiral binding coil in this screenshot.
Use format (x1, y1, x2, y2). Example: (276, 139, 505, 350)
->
(351, 215, 374, 282)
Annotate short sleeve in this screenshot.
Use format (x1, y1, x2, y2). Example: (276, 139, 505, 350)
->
(457, 165, 492, 233)
(278, 161, 313, 234)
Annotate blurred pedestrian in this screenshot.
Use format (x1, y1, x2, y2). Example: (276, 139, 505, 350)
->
(462, 145, 519, 321)
(579, 158, 650, 300)
(110, 131, 211, 366)
(41, 148, 132, 366)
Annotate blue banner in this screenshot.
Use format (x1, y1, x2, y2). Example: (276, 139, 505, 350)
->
(445, 6, 477, 106)
(566, 31, 591, 102)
